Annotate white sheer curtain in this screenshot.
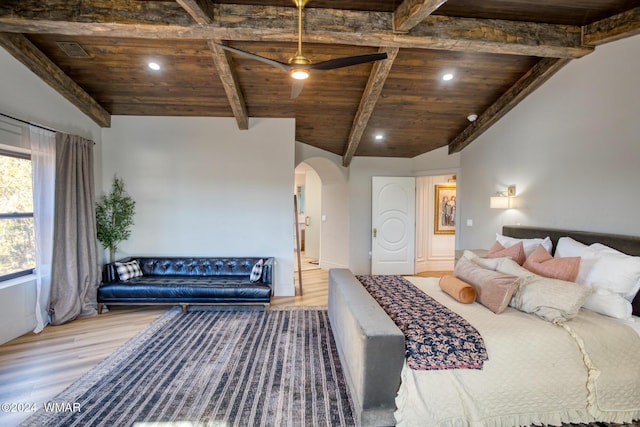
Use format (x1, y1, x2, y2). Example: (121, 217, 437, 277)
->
(29, 126, 56, 333)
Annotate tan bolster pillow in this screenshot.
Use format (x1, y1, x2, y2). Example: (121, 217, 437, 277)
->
(439, 275, 476, 304)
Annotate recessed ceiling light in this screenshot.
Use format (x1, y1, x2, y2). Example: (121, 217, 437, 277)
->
(442, 73, 454, 81)
(148, 62, 161, 71)
(467, 113, 478, 122)
(374, 134, 384, 141)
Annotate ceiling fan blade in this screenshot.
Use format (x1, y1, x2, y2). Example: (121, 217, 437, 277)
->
(214, 43, 291, 73)
(291, 79, 305, 99)
(310, 52, 388, 71)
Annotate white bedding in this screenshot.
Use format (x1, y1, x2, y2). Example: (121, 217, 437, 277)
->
(395, 277, 640, 427)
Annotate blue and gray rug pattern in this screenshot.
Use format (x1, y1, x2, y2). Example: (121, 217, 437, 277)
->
(21, 308, 356, 427)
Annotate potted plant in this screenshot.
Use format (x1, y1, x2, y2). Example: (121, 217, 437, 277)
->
(96, 175, 136, 263)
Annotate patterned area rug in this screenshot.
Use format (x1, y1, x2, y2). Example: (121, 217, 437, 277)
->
(21, 308, 356, 427)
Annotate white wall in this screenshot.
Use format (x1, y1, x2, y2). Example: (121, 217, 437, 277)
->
(303, 168, 321, 259)
(101, 116, 296, 296)
(0, 277, 37, 345)
(458, 34, 640, 250)
(0, 46, 102, 344)
(412, 145, 460, 175)
(319, 179, 350, 269)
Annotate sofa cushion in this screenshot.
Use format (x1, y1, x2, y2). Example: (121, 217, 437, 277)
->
(98, 276, 272, 302)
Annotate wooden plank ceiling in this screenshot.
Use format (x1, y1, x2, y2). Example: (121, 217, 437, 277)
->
(0, 1, 638, 166)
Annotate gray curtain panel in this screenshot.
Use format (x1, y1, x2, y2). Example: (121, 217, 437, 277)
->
(49, 133, 101, 325)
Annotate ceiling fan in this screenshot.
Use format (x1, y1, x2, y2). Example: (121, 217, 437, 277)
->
(214, 0, 388, 99)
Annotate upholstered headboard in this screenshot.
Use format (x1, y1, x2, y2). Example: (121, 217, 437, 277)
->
(502, 225, 640, 315)
(502, 225, 640, 257)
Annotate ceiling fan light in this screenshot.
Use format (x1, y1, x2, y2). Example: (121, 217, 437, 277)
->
(291, 69, 310, 80)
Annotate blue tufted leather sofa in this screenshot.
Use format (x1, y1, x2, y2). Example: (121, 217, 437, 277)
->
(97, 256, 273, 313)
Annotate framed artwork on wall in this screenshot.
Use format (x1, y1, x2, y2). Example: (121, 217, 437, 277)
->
(434, 184, 456, 234)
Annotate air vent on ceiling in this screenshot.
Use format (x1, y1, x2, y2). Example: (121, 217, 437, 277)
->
(56, 41, 90, 58)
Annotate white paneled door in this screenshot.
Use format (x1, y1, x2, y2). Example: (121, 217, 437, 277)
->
(371, 177, 416, 275)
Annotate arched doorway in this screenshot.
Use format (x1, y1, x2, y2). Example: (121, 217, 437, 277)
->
(293, 157, 349, 290)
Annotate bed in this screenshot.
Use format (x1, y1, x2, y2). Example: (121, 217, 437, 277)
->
(328, 226, 640, 426)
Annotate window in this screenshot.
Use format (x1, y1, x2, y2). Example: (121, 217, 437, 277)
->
(0, 151, 35, 280)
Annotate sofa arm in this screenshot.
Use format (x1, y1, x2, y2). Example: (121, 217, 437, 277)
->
(261, 257, 274, 285)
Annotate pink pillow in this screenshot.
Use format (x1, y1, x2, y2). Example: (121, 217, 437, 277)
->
(486, 241, 526, 265)
(454, 258, 521, 314)
(523, 244, 580, 282)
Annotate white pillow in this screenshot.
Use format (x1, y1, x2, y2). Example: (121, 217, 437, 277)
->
(555, 237, 640, 316)
(583, 250, 640, 302)
(462, 250, 504, 270)
(510, 274, 592, 323)
(590, 242, 624, 255)
(496, 258, 592, 323)
(494, 257, 535, 278)
(496, 233, 552, 257)
(554, 236, 588, 258)
(554, 237, 597, 284)
(582, 289, 633, 319)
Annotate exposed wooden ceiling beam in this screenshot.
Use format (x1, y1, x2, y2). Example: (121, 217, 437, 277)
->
(176, 0, 215, 25)
(176, 1, 248, 130)
(445, 21, 640, 156)
(208, 41, 249, 130)
(0, 3, 592, 59)
(343, 47, 399, 167)
(0, 32, 111, 128)
(448, 57, 570, 154)
(394, 0, 448, 33)
(583, 7, 640, 46)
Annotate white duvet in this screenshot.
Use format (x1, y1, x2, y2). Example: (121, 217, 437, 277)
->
(395, 277, 640, 427)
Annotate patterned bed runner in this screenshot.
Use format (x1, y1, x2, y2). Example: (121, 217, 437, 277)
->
(357, 275, 488, 370)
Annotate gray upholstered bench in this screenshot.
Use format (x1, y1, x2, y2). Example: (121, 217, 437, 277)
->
(327, 269, 405, 426)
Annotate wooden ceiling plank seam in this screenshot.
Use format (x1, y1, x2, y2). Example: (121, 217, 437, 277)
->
(207, 40, 249, 130)
(394, 0, 448, 33)
(0, 32, 111, 128)
(447, 57, 571, 154)
(342, 47, 400, 167)
(583, 6, 640, 46)
(176, 0, 215, 26)
(0, 4, 592, 59)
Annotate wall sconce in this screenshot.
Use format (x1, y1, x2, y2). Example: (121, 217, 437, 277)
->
(490, 184, 516, 209)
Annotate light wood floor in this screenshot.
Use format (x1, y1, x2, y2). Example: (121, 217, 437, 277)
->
(0, 262, 446, 426)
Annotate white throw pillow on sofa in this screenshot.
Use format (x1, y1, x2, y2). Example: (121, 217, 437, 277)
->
(250, 259, 264, 283)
